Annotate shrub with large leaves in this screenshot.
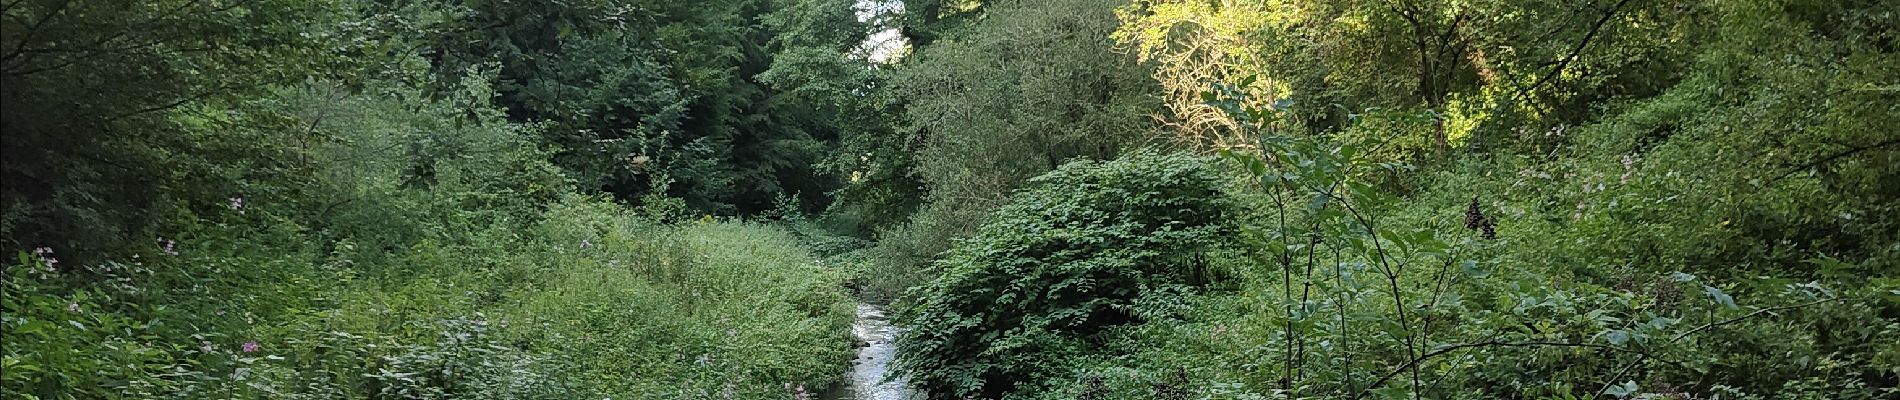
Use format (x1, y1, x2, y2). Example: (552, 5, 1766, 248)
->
(894, 152, 1238, 399)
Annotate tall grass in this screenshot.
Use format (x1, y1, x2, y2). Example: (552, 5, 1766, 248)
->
(2, 193, 855, 399)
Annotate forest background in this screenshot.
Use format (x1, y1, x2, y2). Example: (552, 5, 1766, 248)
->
(2, 0, 1896, 399)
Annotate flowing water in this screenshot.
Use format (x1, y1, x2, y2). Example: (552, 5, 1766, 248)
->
(821, 303, 915, 400)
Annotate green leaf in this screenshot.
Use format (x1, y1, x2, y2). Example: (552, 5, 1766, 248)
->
(1307, 193, 1330, 213)
(1702, 285, 1737, 309)
(1260, 173, 1281, 187)
(1379, 229, 1409, 253)
(1461, 260, 1488, 278)
(1604, 329, 1630, 345)
(1603, 381, 1639, 398)
(1372, 385, 1411, 400)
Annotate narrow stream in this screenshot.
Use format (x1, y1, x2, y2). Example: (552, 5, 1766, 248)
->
(821, 303, 914, 400)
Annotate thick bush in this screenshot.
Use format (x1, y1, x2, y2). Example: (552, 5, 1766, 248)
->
(893, 152, 1238, 399)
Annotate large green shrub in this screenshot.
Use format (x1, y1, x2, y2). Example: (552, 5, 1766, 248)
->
(894, 152, 1238, 399)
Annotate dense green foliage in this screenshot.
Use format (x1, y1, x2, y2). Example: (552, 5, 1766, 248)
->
(0, 67, 857, 397)
(381, 0, 869, 214)
(4, 0, 1897, 398)
(3, 197, 852, 398)
(1, 0, 354, 262)
(1, 0, 866, 398)
(855, 0, 1900, 399)
(856, 0, 1163, 300)
(895, 153, 1237, 398)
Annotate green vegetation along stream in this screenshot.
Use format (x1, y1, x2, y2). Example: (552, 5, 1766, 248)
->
(4, 0, 1896, 399)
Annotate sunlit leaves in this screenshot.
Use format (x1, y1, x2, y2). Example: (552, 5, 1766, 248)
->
(1113, 0, 1278, 148)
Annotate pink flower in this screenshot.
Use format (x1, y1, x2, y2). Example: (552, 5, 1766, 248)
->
(241, 341, 260, 353)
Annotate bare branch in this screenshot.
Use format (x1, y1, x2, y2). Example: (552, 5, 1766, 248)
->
(1669, 297, 1845, 342)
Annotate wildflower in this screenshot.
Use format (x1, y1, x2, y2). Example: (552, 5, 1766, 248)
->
(229, 197, 244, 211)
(200, 341, 216, 352)
(1620, 154, 1637, 184)
(242, 341, 260, 353)
(158, 239, 178, 255)
(68, 303, 80, 312)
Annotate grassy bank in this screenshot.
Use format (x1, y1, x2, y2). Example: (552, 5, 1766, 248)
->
(4, 198, 854, 399)
(1, 80, 857, 400)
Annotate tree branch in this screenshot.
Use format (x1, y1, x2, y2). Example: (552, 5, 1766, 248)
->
(1669, 297, 1844, 342)
(1514, 0, 1635, 99)
(0, 0, 75, 65)
(1769, 137, 1900, 184)
(1351, 339, 1676, 399)
(1586, 354, 1647, 400)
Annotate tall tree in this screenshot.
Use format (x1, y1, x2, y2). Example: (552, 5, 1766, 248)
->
(1, 0, 348, 259)
(871, 0, 1163, 269)
(1116, 0, 1704, 157)
(376, 0, 875, 215)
